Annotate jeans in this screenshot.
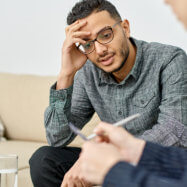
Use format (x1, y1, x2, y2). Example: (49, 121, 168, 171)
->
(29, 146, 81, 187)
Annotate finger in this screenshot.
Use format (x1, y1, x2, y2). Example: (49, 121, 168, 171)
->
(66, 20, 87, 34)
(94, 135, 109, 143)
(66, 180, 74, 187)
(79, 173, 91, 187)
(94, 122, 114, 135)
(71, 20, 87, 32)
(79, 175, 87, 187)
(74, 178, 84, 187)
(81, 179, 90, 187)
(71, 20, 79, 26)
(61, 181, 67, 187)
(72, 38, 86, 45)
(72, 31, 91, 38)
(65, 20, 79, 33)
(64, 38, 86, 51)
(95, 136, 103, 142)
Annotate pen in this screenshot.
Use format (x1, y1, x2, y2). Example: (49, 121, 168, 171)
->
(69, 113, 141, 141)
(87, 113, 140, 140)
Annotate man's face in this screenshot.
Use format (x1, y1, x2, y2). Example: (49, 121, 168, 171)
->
(165, 0, 187, 29)
(79, 11, 130, 73)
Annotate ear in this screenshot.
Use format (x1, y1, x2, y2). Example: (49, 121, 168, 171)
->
(121, 19, 130, 38)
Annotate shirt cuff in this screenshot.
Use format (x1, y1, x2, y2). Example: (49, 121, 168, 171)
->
(49, 82, 73, 104)
(138, 142, 185, 179)
(138, 142, 163, 166)
(103, 161, 136, 187)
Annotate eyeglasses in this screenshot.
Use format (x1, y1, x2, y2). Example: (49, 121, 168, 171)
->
(77, 21, 121, 54)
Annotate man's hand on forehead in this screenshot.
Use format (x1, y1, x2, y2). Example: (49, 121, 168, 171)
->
(58, 18, 90, 90)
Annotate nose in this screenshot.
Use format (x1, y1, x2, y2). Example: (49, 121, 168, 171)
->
(94, 41, 107, 55)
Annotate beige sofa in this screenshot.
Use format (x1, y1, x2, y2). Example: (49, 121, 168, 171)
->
(0, 72, 100, 187)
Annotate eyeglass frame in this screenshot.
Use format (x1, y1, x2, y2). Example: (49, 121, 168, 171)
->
(77, 20, 122, 55)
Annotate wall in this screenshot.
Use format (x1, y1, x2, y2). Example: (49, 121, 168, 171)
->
(0, 0, 186, 75)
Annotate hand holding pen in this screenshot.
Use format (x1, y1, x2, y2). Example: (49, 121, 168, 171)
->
(69, 113, 140, 141)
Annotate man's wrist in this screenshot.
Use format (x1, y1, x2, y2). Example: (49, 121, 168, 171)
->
(56, 73, 75, 90)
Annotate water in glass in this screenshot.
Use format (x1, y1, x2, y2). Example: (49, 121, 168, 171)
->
(0, 155, 18, 187)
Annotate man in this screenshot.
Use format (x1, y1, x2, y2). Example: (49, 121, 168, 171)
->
(29, 0, 187, 186)
(79, 0, 187, 186)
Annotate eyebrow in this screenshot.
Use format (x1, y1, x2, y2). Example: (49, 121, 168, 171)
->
(96, 26, 110, 34)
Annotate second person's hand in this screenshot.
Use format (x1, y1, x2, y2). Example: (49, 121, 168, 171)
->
(61, 158, 92, 187)
(94, 122, 146, 165)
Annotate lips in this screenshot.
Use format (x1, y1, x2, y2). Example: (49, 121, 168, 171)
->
(99, 54, 115, 66)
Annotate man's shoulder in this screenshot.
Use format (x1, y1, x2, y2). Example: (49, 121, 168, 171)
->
(140, 39, 186, 58)
(133, 38, 187, 74)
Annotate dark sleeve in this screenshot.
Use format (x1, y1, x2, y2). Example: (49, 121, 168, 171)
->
(138, 142, 187, 179)
(103, 161, 187, 187)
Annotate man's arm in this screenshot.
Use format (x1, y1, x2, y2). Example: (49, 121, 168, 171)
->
(44, 71, 95, 147)
(139, 49, 187, 147)
(44, 20, 95, 147)
(103, 141, 187, 187)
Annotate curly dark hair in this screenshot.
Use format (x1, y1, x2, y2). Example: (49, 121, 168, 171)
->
(67, 0, 121, 25)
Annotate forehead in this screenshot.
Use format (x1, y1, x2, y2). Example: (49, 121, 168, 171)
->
(79, 11, 117, 34)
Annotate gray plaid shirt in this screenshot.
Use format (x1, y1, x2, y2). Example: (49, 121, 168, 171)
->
(45, 38, 187, 147)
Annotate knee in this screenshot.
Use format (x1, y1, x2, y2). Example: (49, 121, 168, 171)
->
(29, 146, 51, 180)
(29, 146, 49, 167)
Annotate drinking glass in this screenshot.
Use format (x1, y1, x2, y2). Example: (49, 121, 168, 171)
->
(0, 154, 18, 187)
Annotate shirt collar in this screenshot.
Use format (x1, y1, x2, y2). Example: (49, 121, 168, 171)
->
(98, 37, 143, 85)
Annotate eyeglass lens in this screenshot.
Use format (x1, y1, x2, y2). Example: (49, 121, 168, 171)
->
(79, 28, 113, 54)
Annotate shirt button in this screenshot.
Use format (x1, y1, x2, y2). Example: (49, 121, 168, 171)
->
(118, 85, 122, 89)
(118, 111, 122, 115)
(140, 99, 144, 104)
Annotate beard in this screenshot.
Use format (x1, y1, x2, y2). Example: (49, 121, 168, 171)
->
(111, 31, 130, 73)
(93, 34, 130, 74)
(110, 44, 129, 73)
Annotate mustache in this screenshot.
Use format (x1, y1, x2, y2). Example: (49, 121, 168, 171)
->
(97, 52, 115, 62)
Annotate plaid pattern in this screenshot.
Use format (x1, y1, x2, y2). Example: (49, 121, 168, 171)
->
(44, 38, 187, 147)
(0, 117, 6, 141)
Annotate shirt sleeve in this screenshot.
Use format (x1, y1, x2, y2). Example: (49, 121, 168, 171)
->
(139, 49, 187, 147)
(138, 142, 187, 179)
(44, 72, 95, 147)
(103, 161, 187, 187)
(103, 142, 187, 187)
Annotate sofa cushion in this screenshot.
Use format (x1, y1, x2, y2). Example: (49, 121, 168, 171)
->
(0, 73, 56, 142)
(0, 72, 101, 146)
